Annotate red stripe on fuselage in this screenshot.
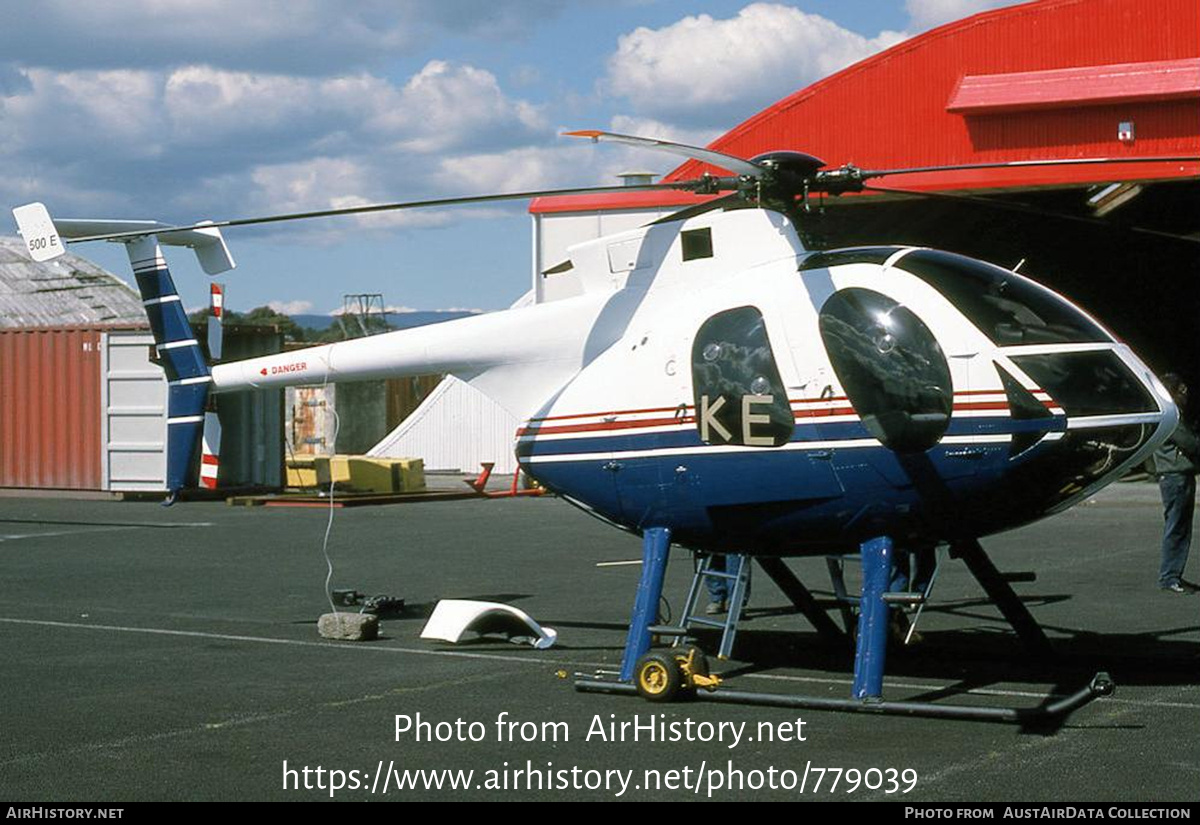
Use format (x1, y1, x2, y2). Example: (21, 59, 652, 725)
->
(519, 387, 1056, 436)
(527, 404, 693, 423)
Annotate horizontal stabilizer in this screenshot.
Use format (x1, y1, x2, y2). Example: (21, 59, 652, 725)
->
(55, 218, 236, 275)
(12, 203, 64, 262)
(10, 204, 236, 274)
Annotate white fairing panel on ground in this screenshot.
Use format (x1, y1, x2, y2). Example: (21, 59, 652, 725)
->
(420, 600, 557, 649)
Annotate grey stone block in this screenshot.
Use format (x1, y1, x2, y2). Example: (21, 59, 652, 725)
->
(318, 612, 379, 641)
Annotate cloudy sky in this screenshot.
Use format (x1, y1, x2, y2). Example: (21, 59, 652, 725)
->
(0, 0, 1016, 315)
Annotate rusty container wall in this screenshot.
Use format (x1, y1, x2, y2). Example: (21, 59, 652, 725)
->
(0, 328, 104, 489)
(287, 385, 332, 456)
(216, 326, 284, 488)
(386, 375, 443, 430)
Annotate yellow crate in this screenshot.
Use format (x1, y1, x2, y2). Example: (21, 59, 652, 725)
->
(348, 457, 426, 493)
(312, 455, 351, 487)
(286, 466, 318, 488)
(286, 455, 319, 488)
(390, 457, 426, 493)
(310, 455, 425, 493)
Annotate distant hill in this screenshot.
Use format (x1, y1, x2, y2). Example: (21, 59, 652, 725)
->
(290, 310, 478, 333)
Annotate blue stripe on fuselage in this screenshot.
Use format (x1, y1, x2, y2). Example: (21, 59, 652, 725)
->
(517, 414, 1065, 458)
(523, 435, 1050, 554)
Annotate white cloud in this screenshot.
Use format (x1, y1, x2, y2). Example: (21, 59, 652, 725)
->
(0, 59, 546, 226)
(163, 67, 346, 145)
(905, 0, 1015, 31)
(604, 3, 906, 128)
(268, 299, 314, 315)
(378, 61, 546, 154)
(3, 69, 166, 159)
(161, 62, 543, 158)
(238, 161, 456, 242)
(433, 145, 590, 194)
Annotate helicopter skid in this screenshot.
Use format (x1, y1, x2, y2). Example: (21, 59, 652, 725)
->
(572, 671, 1114, 724)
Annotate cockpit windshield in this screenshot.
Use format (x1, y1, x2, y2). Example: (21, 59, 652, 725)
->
(895, 249, 1112, 346)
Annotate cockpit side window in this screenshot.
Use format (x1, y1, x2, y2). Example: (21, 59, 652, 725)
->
(691, 306, 793, 447)
(819, 288, 953, 453)
(896, 249, 1110, 346)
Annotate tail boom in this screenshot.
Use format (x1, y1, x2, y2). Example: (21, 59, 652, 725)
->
(209, 294, 609, 421)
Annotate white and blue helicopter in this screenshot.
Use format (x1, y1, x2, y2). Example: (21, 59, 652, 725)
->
(13, 132, 1198, 721)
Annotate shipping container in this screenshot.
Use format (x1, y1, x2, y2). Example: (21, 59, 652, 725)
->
(0, 325, 284, 493)
(0, 327, 105, 490)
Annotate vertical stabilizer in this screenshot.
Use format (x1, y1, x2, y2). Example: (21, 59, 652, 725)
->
(126, 236, 212, 500)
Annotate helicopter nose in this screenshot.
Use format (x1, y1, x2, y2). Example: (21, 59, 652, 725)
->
(973, 346, 1175, 528)
(1006, 348, 1164, 424)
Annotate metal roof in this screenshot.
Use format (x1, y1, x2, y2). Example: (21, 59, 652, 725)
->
(0, 236, 148, 329)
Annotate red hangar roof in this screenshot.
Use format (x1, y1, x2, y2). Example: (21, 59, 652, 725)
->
(531, 0, 1200, 215)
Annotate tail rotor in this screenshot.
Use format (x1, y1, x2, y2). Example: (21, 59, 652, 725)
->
(200, 283, 225, 492)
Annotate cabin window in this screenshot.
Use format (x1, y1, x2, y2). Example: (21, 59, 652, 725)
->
(819, 288, 952, 453)
(691, 306, 793, 447)
(896, 249, 1110, 346)
(1009, 351, 1157, 417)
(681, 228, 713, 261)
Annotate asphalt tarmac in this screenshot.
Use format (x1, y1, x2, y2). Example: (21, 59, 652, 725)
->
(0, 479, 1196, 802)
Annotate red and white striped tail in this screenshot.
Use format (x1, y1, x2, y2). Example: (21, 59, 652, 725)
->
(208, 282, 224, 362)
(199, 411, 221, 490)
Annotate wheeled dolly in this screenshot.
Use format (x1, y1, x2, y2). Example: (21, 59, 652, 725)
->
(630, 646, 722, 702)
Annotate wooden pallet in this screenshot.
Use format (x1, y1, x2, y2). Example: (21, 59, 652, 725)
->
(227, 489, 485, 508)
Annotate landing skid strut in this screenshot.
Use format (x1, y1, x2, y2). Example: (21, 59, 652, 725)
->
(574, 671, 1114, 723)
(581, 529, 1114, 722)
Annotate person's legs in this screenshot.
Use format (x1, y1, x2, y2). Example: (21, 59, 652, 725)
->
(1158, 473, 1196, 588)
(705, 554, 728, 613)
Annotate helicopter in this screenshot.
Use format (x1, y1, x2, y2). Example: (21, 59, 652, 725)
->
(12, 131, 1197, 720)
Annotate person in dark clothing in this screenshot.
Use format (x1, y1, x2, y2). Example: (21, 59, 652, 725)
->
(1153, 374, 1200, 594)
(704, 554, 750, 615)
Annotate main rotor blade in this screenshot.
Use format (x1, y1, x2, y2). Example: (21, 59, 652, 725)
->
(59, 180, 709, 245)
(862, 183, 1200, 244)
(860, 156, 1200, 181)
(564, 130, 764, 178)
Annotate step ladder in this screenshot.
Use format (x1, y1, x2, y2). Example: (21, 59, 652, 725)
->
(826, 549, 940, 642)
(674, 553, 752, 660)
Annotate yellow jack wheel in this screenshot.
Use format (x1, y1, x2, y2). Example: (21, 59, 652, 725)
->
(676, 645, 721, 693)
(634, 651, 683, 702)
(677, 645, 709, 679)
